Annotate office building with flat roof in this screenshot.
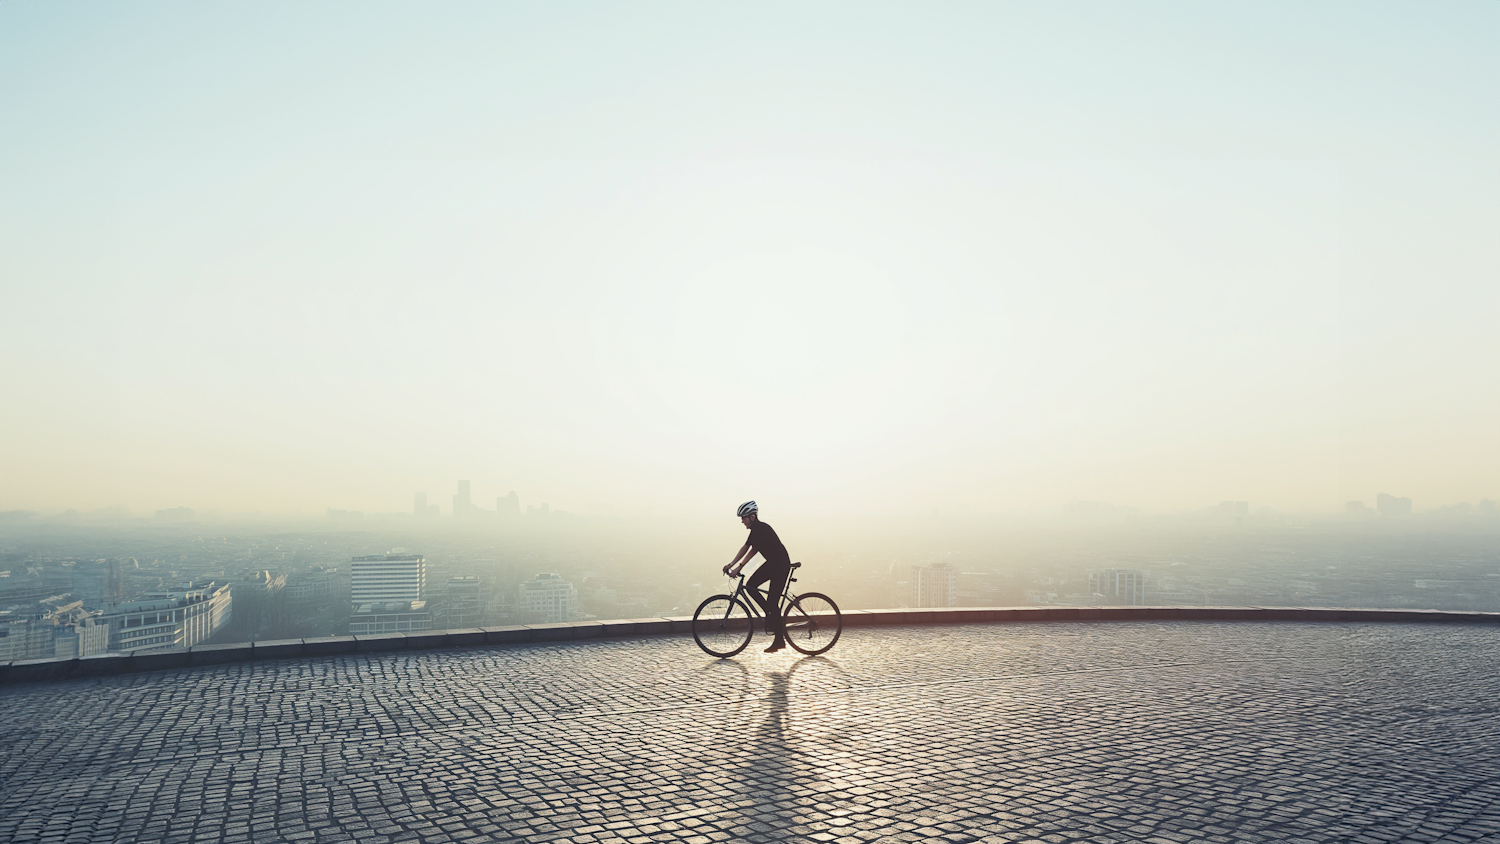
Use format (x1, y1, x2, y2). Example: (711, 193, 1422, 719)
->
(349, 554, 427, 635)
(103, 581, 232, 652)
(350, 554, 426, 604)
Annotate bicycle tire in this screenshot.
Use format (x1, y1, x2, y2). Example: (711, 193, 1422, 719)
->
(692, 594, 755, 658)
(783, 592, 842, 656)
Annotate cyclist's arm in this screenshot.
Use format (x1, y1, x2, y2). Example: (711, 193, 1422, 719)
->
(724, 543, 758, 576)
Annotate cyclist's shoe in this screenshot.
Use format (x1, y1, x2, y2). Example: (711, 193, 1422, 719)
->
(764, 636, 787, 653)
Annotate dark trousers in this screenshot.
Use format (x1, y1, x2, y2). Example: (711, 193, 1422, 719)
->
(746, 559, 792, 637)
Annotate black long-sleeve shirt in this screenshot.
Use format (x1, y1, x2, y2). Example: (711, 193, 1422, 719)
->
(746, 520, 791, 566)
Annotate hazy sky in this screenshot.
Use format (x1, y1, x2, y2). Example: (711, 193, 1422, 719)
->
(2, 2, 1496, 517)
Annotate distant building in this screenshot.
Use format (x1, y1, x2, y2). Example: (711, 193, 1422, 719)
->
(497, 491, 520, 519)
(437, 576, 484, 628)
(1346, 501, 1372, 516)
(1377, 493, 1413, 516)
(912, 563, 956, 608)
(349, 601, 430, 635)
(415, 492, 432, 517)
(37, 597, 112, 658)
(154, 506, 195, 521)
(103, 581, 232, 653)
(453, 481, 474, 518)
(520, 573, 577, 623)
(0, 616, 56, 661)
(225, 570, 287, 642)
(52, 614, 110, 659)
(286, 566, 343, 605)
(1089, 569, 1147, 605)
(350, 554, 426, 604)
(349, 554, 427, 635)
(273, 565, 347, 638)
(527, 503, 551, 518)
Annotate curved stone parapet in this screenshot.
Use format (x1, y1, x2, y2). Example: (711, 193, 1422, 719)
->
(4, 618, 1500, 843)
(3, 605, 1497, 684)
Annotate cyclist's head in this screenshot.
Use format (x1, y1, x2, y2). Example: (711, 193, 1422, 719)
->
(737, 500, 758, 524)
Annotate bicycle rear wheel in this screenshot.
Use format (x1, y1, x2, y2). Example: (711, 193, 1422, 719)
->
(692, 594, 755, 658)
(783, 592, 842, 656)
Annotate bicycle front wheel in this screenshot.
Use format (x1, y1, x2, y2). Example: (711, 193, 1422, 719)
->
(784, 592, 842, 656)
(692, 594, 755, 658)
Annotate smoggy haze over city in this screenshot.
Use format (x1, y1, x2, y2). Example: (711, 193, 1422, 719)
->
(1, 3, 1496, 519)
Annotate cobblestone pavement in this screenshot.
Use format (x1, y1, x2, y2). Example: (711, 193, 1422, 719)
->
(4, 622, 1500, 844)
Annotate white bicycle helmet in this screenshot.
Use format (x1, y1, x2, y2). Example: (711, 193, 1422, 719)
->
(736, 500, 758, 517)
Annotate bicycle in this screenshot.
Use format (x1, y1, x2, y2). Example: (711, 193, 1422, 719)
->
(691, 562, 843, 658)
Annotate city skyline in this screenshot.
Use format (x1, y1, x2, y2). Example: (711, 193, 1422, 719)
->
(6, 484, 1495, 522)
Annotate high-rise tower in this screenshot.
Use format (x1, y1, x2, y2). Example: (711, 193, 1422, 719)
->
(912, 563, 956, 608)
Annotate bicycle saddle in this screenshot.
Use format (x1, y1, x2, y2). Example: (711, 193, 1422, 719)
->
(791, 561, 802, 569)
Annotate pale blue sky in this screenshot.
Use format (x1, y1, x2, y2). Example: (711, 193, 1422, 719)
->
(1, 2, 1496, 516)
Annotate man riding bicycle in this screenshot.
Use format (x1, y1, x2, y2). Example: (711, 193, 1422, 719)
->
(722, 500, 793, 653)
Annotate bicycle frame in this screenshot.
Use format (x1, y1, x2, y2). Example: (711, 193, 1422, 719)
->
(726, 571, 801, 620)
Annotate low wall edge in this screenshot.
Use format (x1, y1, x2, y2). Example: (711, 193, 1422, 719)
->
(4, 605, 1496, 685)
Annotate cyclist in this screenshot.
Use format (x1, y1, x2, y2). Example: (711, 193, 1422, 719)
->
(723, 500, 793, 653)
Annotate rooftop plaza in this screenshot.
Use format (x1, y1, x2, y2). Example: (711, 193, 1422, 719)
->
(2, 616, 1498, 843)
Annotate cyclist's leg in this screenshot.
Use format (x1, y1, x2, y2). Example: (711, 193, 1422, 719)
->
(746, 560, 791, 637)
(744, 563, 774, 629)
(766, 564, 791, 637)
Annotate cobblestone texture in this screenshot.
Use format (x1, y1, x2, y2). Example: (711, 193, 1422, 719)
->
(3, 622, 1499, 843)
